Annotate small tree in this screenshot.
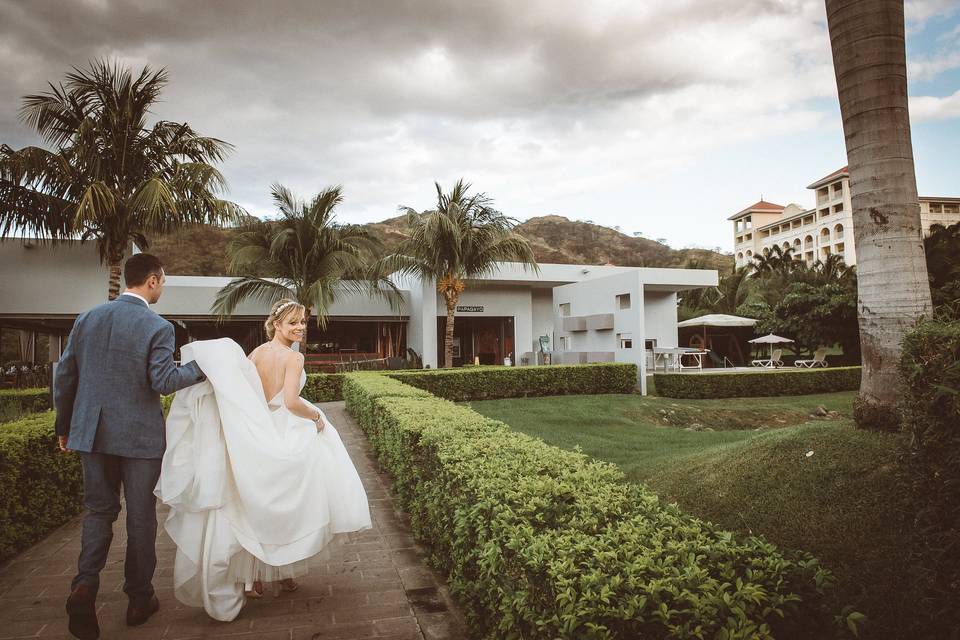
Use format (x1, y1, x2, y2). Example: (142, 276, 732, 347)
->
(380, 180, 538, 368)
(212, 184, 398, 329)
(758, 282, 860, 359)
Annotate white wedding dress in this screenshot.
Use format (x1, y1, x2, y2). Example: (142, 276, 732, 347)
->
(155, 338, 371, 621)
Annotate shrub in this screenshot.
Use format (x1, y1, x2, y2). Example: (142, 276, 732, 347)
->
(302, 373, 346, 403)
(340, 373, 431, 432)
(654, 367, 861, 399)
(386, 363, 637, 402)
(0, 387, 51, 423)
(0, 412, 83, 561)
(345, 374, 844, 639)
(899, 319, 960, 634)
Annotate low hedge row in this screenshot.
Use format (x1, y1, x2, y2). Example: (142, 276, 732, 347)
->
(386, 363, 638, 401)
(654, 366, 862, 399)
(302, 373, 346, 403)
(899, 319, 960, 633)
(341, 373, 843, 639)
(0, 387, 51, 423)
(0, 412, 83, 561)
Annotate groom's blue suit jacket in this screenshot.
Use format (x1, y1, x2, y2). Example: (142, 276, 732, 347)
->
(54, 294, 205, 458)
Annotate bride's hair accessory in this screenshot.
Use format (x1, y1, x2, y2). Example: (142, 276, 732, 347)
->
(272, 300, 298, 317)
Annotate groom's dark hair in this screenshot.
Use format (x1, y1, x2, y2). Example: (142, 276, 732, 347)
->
(124, 253, 164, 287)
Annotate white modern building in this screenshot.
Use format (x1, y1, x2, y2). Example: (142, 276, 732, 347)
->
(0, 239, 718, 394)
(731, 166, 960, 269)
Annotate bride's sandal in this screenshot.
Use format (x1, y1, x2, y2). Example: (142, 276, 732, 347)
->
(280, 578, 299, 593)
(244, 581, 264, 599)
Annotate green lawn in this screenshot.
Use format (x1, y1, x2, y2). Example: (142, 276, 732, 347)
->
(469, 390, 856, 481)
(469, 390, 915, 640)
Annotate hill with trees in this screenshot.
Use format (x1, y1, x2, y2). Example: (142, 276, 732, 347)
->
(150, 215, 732, 276)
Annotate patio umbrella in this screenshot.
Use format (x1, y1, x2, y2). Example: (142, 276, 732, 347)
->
(748, 333, 794, 358)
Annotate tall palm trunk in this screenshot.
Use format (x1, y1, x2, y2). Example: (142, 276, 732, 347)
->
(825, 0, 932, 429)
(443, 292, 457, 368)
(107, 256, 123, 300)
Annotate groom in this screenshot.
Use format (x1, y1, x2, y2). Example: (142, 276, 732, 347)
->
(54, 253, 206, 640)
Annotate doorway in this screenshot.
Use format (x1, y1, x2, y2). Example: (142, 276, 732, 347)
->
(437, 316, 515, 366)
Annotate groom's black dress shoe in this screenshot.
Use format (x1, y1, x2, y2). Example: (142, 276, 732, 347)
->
(126, 594, 160, 626)
(65, 584, 99, 640)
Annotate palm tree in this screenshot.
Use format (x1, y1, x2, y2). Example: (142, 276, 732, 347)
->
(379, 180, 538, 368)
(749, 245, 797, 276)
(812, 253, 856, 286)
(0, 60, 242, 299)
(825, 0, 933, 429)
(714, 267, 751, 315)
(212, 184, 398, 329)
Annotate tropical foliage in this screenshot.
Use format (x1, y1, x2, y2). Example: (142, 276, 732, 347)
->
(0, 60, 242, 298)
(212, 184, 398, 328)
(680, 251, 859, 359)
(378, 180, 538, 367)
(924, 222, 960, 318)
(899, 319, 960, 635)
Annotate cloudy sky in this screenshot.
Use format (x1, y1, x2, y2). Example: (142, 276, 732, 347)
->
(1, 0, 957, 252)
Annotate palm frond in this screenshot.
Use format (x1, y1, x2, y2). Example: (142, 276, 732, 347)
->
(210, 277, 292, 319)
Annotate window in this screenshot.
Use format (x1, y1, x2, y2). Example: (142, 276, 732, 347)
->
(616, 293, 631, 310)
(559, 303, 570, 316)
(929, 203, 942, 213)
(618, 332, 633, 350)
(559, 336, 569, 350)
(644, 339, 657, 350)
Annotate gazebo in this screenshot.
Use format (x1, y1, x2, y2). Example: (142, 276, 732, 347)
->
(676, 314, 758, 367)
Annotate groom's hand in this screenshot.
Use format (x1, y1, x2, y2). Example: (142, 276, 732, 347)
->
(57, 435, 72, 452)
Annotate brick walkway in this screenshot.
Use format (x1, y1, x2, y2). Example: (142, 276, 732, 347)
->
(0, 402, 467, 640)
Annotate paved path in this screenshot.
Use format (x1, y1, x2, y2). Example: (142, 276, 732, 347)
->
(0, 402, 467, 640)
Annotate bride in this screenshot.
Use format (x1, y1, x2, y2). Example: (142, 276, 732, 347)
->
(155, 299, 372, 621)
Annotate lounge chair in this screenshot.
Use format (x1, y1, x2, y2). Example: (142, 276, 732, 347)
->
(751, 348, 783, 368)
(795, 348, 828, 368)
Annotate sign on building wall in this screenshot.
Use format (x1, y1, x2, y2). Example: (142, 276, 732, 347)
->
(456, 305, 484, 312)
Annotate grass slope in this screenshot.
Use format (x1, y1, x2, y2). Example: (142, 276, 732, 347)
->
(470, 391, 914, 640)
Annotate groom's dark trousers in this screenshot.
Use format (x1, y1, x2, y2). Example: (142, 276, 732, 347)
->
(55, 295, 204, 601)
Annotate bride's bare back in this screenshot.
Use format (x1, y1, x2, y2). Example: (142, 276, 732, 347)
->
(248, 342, 323, 429)
(248, 342, 292, 402)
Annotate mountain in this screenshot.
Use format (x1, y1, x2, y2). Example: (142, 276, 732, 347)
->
(150, 215, 732, 276)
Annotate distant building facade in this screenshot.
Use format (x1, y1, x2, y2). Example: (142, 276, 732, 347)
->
(730, 166, 960, 269)
(0, 239, 718, 395)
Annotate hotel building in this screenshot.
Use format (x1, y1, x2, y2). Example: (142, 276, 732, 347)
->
(730, 167, 960, 269)
(0, 239, 718, 394)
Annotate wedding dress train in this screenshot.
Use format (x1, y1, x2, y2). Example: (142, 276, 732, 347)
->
(155, 338, 371, 621)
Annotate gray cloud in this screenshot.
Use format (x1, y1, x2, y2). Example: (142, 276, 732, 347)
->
(1, 0, 954, 249)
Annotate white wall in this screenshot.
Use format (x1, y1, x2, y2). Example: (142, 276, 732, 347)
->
(553, 270, 646, 393)
(399, 274, 437, 368)
(531, 288, 554, 351)
(0, 240, 116, 315)
(642, 290, 678, 349)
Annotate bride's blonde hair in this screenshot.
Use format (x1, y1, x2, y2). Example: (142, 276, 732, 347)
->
(265, 298, 307, 339)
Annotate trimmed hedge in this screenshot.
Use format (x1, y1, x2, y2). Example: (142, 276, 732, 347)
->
(0, 387, 51, 423)
(343, 373, 843, 639)
(655, 366, 861, 399)
(386, 363, 637, 402)
(341, 373, 432, 429)
(899, 319, 960, 633)
(0, 412, 83, 561)
(302, 373, 346, 403)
